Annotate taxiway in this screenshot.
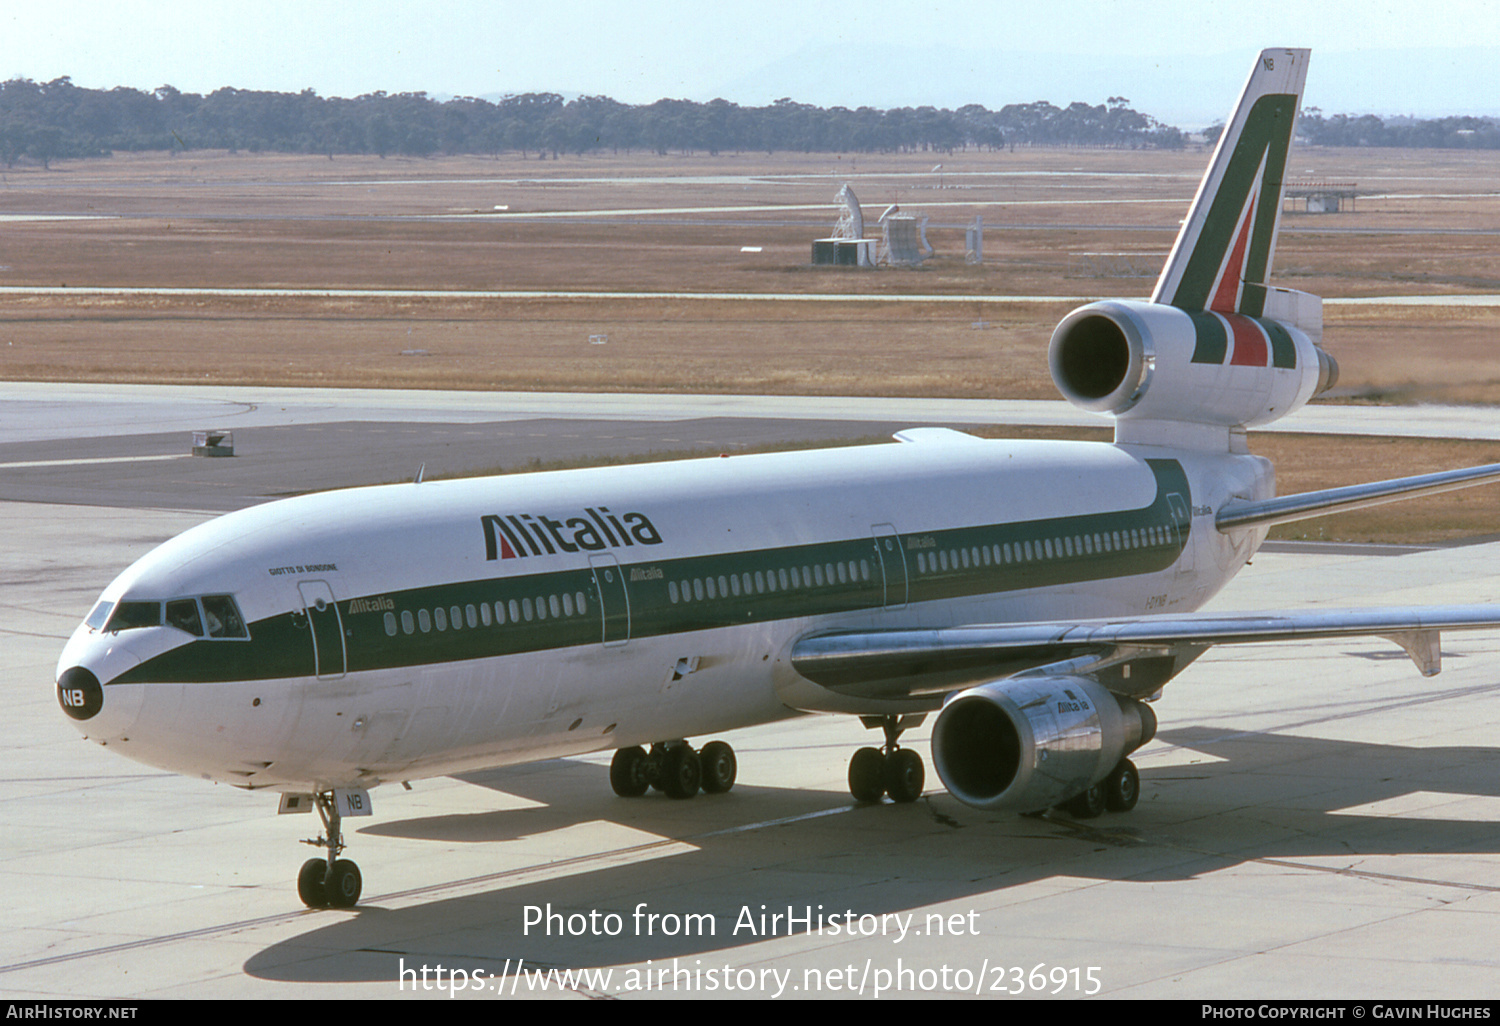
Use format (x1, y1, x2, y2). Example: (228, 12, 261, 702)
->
(4, 387, 1500, 999)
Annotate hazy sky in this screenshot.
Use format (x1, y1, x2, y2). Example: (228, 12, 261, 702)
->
(2, 2, 1496, 124)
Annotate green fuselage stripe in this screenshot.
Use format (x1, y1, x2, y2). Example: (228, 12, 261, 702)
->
(115, 461, 1192, 685)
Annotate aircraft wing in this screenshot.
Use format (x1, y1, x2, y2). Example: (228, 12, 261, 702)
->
(788, 605, 1500, 710)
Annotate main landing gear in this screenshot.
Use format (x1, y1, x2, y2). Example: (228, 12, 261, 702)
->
(610, 739, 737, 799)
(297, 791, 362, 909)
(1055, 758, 1140, 819)
(848, 714, 926, 804)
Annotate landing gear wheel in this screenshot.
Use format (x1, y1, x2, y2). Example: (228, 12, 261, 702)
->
(698, 741, 737, 794)
(1103, 758, 1140, 812)
(884, 748, 925, 803)
(848, 746, 886, 803)
(661, 744, 702, 799)
(297, 791, 361, 909)
(298, 858, 330, 909)
(1061, 783, 1105, 819)
(610, 746, 651, 797)
(326, 859, 362, 908)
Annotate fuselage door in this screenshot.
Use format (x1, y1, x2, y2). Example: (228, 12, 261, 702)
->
(1166, 492, 1195, 577)
(297, 580, 347, 680)
(872, 524, 908, 609)
(589, 554, 630, 647)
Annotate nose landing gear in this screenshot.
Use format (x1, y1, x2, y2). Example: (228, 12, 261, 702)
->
(297, 791, 362, 909)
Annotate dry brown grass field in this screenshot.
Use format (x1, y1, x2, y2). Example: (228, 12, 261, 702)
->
(2, 145, 1499, 540)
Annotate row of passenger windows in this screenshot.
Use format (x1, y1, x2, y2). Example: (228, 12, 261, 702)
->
(382, 591, 591, 638)
(373, 522, 1175, 638)
(668, 559, 872, 604)
(914, 524, 1174, 575)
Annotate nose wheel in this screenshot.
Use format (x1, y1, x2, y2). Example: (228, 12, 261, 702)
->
(298, 791, 362, 909)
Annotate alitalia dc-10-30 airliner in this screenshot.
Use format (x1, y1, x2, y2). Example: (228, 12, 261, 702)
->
(56, 49, 1500, 909)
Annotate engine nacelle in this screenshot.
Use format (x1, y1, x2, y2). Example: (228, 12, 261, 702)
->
(1049, 299, 1338, 429)
(931, 676, 1156, 813)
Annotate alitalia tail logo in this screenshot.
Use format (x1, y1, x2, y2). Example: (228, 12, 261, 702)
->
(482, 508, 664, 560)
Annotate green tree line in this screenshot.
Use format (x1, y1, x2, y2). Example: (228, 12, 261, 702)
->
(0, 76, 1187, 166)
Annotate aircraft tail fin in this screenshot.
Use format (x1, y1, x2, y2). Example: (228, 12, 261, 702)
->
(1150, 48, 1309, 317)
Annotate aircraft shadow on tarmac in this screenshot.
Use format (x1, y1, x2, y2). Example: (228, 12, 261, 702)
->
(243, 726, 1500, 983)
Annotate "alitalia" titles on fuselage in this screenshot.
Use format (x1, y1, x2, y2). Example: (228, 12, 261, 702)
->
(481, 508, 664, 560)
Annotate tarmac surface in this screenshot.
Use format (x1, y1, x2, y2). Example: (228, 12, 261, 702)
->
(5, 385, 1500, 1000)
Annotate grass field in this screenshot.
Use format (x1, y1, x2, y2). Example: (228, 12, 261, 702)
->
(2, 145, 1499, 541)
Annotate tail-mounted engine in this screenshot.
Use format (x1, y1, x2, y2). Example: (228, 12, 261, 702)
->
(931, 675, 1156, 813)
(1049, 299, 1338, 430)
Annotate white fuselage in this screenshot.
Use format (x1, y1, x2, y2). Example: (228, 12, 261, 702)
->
(57, 436, 1273, 793)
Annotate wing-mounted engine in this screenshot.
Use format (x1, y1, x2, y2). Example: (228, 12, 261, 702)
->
(931, 675, 1156, 813)
(1049, 299, 1338, 434)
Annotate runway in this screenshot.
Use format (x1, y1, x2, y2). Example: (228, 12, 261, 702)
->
(5, 385, 1500, 999)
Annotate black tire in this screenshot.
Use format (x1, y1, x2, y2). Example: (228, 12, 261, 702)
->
(326, 859, 362, 908)
(1061, 783, 1105, 819)
(699, 740, 737, 794)
(297, 858, 330, 909)
(848, 746, 886, 803)
(610, 746, 650, 797)
(1103, 758, 1140, 812)
(884, 748, 925, 803)
(661, 745, 701, 799)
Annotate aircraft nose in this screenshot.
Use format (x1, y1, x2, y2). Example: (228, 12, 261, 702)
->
(57, 666, 104, 721)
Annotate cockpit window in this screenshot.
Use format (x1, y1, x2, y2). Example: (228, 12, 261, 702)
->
(105, 601, 162, 632)
(166, 599, 204, 637)
(201, 595, 248, 639)
(85, 601, 113, 631)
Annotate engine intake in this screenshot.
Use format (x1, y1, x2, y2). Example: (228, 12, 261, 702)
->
(932, 676, 1156, 813)
(1049, 300, 1337, 429)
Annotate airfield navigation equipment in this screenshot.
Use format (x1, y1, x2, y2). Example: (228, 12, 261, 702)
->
(880, 209, 931, 267)
(811, 183, 876, 267)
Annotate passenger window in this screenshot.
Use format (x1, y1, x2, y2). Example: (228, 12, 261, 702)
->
(402, 610, 415, 634)
(466, 604, 478, 628)
(549, 594, 561, 618)
(480, 603, 492, 627)
(575, 592, 588, 615)
(435, 607, 448, 631)
(419, 609, 431, 632)
(384, 612, 398, 637)
(450, 605, 463, 629)
(166, 599, 203, 636)
(495, 601, 507, 625)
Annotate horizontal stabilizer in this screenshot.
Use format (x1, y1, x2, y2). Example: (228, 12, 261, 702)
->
(1216, 461, 1500, 532)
